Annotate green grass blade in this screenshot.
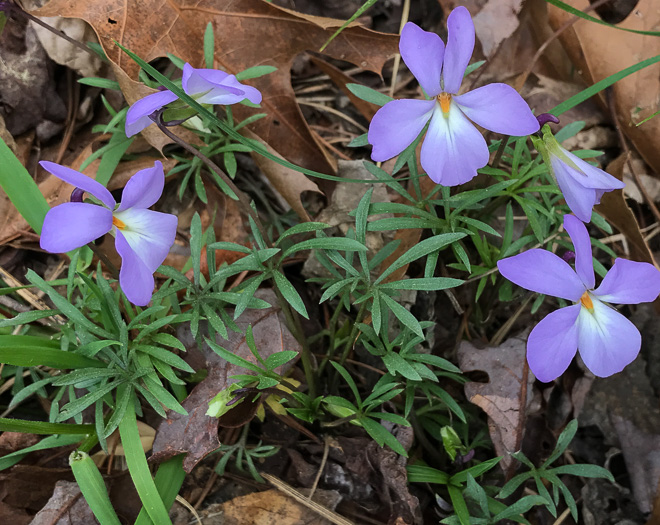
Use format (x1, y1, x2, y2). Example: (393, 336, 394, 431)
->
(319, 0, 380, 52)
(0, 418, 94, 435)
(0, 336, 107, 369)
(545, 0, 660, 37)
(550, 54, 660, 117)
(134, 455, 186, 525)
(70, 450, 121, 525)
(118, 397, 172, 525)
(0, 138, 50, 233)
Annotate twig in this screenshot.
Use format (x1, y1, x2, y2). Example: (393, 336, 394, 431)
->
(388, 0, 411, 99)
(261, 472, 355, 525)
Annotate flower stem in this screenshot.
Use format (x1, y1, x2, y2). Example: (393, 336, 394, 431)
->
(150, 111, 270, 243)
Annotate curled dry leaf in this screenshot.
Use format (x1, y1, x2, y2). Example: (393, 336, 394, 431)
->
(151, 289, 300, 472)
(596, 154, 659, 269)
(458, 332, 535, 475)
(31, 0, 399, 176)
(547, 0, 660, 174)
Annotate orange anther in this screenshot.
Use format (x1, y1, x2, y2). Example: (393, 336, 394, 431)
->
(580, 291, 593, 311)
(112, 216, 126, 230)
(439, 92, 452, 115)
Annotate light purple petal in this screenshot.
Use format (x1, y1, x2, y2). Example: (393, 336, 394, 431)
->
(527, 304, 581, 382)
(453, 83, 540, 135)
(125, 90, 178, 137)
(551, 155, 597, 223)
(115, 231, 155, 307)
(182, 64, 261, 105)
(442, 6, 474, 94)
(563, 214, 594, 289)
(116, 161, 165, 212)
(40, 161, 115, 210)
(577, 299, 641, 377)
(593, 258, 660, 304)
(497, 249, 585, 301)
(210, 74, 262, 105)
(40, 203, 112, 253)
(399, 22, 444, 97)
(368, 99, 435, 161)
(112, 208, 177, 272)
(420, 105, 488, 186)
(561, 148, 625, 191)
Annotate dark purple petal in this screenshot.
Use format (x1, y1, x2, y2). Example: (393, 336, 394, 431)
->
(182, 64, 261, 105)
(399, 22, 444, 97)
(40, 161, 115, 210)
(527, 304, 580, 382)
(112, 208, 178, 272)
(40, 203, 112, 253)
(115, 231, 155, 306)
(453, 83, 540, 135)
(536, 113, 560, 127)
(441, 6, 474, 94)
(497, 249, 584, 301)
(563, 214, 594, 289)
(551, 155, 597, 223)
(368, 99, 435, 161)
(125, 90, 178, 137)
(420, 105, 488, 186)
(593, 258, 660, 304)
(116, 161, 165, 212)
(577, 299, 641, 377)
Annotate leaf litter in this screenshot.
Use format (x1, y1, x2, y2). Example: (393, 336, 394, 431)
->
(1, 0, 660, 522)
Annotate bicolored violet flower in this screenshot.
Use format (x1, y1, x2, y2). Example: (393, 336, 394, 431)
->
(498, 214, 660, 382)
(125, 63, 262, 137)
(532, 124, 624, 223)
(40, 161, 177, 306)
(367, 7, 539, 186)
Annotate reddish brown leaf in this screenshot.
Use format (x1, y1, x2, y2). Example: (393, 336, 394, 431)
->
(458, 333, 535, 476)
(32, 0, 399, 177)
(151, 289, 300, 472)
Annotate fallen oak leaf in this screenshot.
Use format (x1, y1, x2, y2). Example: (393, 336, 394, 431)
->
(151, 289, 300, 472)
(458, 332, 535, 476)
(31, 0, 399, 180)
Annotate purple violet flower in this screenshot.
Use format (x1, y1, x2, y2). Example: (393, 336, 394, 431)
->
(39, 161, 177, 306)
(367, 7, 539, 186)
(497, 214, 660, 382)
(125, 63, 263, 137)
(533, 124, 625, 223)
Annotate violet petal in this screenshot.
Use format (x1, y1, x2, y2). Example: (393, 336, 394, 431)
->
(368, 98, 435, 162)
(399, 22, 444, 97)
(497, 249, 584, 301)
(527, 304, 581, 382)
(594, 258, 660, 304)
(40, 203, 113, 253)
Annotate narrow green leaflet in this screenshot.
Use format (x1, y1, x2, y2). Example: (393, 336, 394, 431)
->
(0, 138, 50, 234)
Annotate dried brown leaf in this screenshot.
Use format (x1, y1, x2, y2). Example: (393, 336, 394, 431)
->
(151, 289, 300, 472)
(32, 0, 399, 176)
(458, 332, 535, 475)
